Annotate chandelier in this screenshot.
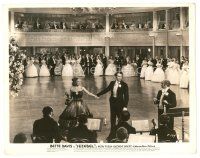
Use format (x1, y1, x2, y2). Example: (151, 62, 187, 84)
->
(71, 7, 116, 14)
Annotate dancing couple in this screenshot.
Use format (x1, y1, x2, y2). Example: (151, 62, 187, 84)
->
(59, 72, 129, 141)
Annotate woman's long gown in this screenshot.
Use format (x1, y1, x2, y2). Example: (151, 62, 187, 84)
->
(39, 60, 50, 77)
(140, 61, 148, 78)
(54, 59, 63, 76)
(145, 61, 154, 81)
(121, 63, 135, 77)
(180, 64, 189, 88)
(34, 59, 40, 75)
(151, 63, 165, 82)
(58, 90, 92, 129)
(94, 59, 103, 76)
(105, 59, 116, 76)
(168, 62, 180, 85)
(165, 61, 173, 80)
(73, 58, 85, 77)
(25, 59, 38, 77)
(62, 60, 74, 76)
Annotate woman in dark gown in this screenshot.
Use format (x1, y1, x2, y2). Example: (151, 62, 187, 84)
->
(59, 77, 99, 130)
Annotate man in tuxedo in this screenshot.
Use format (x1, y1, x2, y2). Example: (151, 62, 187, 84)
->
(136, 55, 143, 75)
(84, 53, 92, 76)
(49, 55, 56, 77)
(114, 53, 124, 71)
(61, 53, 67, 65)
(153, 80, 177, 129)
(97, 72, 129, 140)
(101, 54, 107, 75)
(160, 55, 167, 70)
(33, 106, 62, 143)
(152, 56, 158, 71)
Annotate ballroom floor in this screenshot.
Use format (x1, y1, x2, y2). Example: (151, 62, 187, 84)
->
(9, 76, 189, 143)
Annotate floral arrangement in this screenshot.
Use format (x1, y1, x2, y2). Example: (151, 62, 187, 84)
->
(9, 37, 26, 97)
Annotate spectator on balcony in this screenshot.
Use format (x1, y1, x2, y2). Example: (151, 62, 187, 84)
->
(95, 22, 104, 30)
(60, 21, 67, 30)
(15, 19, 23, 29)
(78, 22, 84, 30)
(138, 23, 143, 29)
(130, 21, 136, 31)
(44, 21, 51, 30)
(122, 20, 129, 29)
(22, 21, 29, 32)
(53, 21, 58, 29)
(111, 20, 119, 29)
(33, 18, 41, 29)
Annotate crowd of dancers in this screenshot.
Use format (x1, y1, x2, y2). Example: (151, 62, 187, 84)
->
(139, 56, 189, 88)
(22, 52, 189, 89)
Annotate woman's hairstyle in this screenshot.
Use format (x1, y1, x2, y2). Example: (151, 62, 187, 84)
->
(72, 77, 78, 86)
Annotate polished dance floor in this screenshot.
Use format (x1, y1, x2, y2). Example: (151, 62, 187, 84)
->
(9, 76, 189, 142)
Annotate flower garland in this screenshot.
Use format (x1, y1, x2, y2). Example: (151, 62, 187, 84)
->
(9, 37, 26, 97)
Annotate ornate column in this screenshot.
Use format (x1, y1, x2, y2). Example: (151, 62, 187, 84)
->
(165, 9, 169, 58)
(153, 11, 158, 31)
(180, 7, 186, 29)
(105, 13, 110, 57)
(33, 47, 36, 56)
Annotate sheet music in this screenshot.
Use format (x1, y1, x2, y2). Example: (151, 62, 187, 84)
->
(132, 120, 150, 132)
(128, 134, 155, 143)
(86, 118, 101, 131)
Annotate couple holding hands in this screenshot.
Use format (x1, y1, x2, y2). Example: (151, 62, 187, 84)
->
(59, 72, 129, 139)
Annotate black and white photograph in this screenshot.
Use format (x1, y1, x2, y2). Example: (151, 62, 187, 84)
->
(1, 1, 198, 155)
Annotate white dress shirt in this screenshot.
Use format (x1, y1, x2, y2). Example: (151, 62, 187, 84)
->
(159, 87, 169, 109)
(113, 81, 120, 97)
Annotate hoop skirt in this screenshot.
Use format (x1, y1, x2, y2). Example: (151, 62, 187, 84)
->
(39, 65, 50, 77)
(73, 63, 85, 77)
(180, 65, 189, 88)
(140, 65, 147, 78)
(105, 63, 116, 76)
(62, 63, 73, 76)
(94, 63, 103, 76)
(121, 64, 135, 77)
(151, 67, 165, 82)
(145, 66, 154, 81)
(54, 63, 63, 76)
(25, 62, 38, 77)
(59, 91, 92, 130)
(168, 63, 180, 85)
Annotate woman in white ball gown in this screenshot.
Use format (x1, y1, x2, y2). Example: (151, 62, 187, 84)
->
(34, 57, 40, 75)
(73, 56, 85, 77)
(39, 59, 50, 77)
(180, 60, 189, 88)
(165, 59, 173, 80)
(140, 59, 148, 78)
(62, 57, 74, 76)
(94, 56, 103, 76)
(145, 60, 154, 81)
(121, 56, 135, 77)
(54, 57, 63, 76)
(105, 56, 116, 76)
(151, 61, 165, 82)
(168, 59, 180, 85)
(25, 57, 38, 77)
(131, 60, 138, 76)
